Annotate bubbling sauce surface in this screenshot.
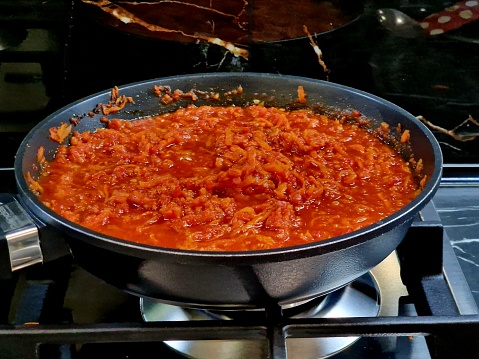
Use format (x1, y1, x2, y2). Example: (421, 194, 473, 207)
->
(34, 105, 420, 251)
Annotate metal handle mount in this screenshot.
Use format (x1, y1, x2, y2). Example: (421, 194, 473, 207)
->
(0, 198, 43, 280)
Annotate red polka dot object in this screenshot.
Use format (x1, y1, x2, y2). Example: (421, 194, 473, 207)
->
(420, 0, 479, 35)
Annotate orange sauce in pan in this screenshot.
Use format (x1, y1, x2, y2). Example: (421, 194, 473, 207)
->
(33, 105, 420, 251)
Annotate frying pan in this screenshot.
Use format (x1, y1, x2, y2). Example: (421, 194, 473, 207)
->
(12, 73, 442, 309)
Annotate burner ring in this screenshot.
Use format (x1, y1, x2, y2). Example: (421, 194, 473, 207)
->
(140, 271, 381, 358)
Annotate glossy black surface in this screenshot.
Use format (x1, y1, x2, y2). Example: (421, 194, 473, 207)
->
(435, 183, 479, 306)
(0, 0, 478, 165)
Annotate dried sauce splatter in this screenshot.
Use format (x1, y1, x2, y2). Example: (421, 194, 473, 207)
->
(304, 25, 330, 78)
(81, 0, 359, 63)
(82, 0, 249, 59)
(417, 115, 479, 142)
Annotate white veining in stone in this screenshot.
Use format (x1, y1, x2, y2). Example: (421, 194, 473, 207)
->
(437, 206, 479, 213)
(453, 245, 467, 254)
(444, 222, 479, 228)
(457, 255, 479, 268)
(451, 238, 479, 245)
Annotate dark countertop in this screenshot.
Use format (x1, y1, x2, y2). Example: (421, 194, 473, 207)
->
(434, 183, 479, 306)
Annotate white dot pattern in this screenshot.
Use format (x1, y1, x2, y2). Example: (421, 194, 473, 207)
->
(459, 9, 474, 18)
(419, 0, 479, 35)
(446, 5, 460, 11)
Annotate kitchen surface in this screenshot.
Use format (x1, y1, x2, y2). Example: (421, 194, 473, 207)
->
(1, 0, 479, 358)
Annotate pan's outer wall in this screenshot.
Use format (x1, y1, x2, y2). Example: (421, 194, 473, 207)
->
(15, 73, 443, 308)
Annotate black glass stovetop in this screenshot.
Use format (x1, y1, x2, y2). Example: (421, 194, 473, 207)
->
(1, 0, 479, 165)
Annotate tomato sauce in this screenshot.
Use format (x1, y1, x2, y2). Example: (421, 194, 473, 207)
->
(34, 105, 421, 251)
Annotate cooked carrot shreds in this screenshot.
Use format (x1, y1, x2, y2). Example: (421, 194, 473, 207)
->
(183, 91, 199, 101)
(225, 86, 243, 96)
(154, 85, 171, 97)
(400, 129, 411, 143)
(35, 105, 422, 252)
(154, 85, 240, 104)
(161, 93, 173, 105)
(297, 86, 307, 104)
(101, 94, 134, 115)
(49, 123, 72, 144)
(415, 158, 424, 174)
(111, 86, 119, 101)
(26, 172, 43, 194)
(420, 175, 427, 189)
(155, 85, 197, 104)
(172, 89, 184, 100)
(37, 146, 45, 164)
(98, 86, 135, 115)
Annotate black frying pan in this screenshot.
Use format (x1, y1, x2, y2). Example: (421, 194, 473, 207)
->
(14, 73, 442, 309)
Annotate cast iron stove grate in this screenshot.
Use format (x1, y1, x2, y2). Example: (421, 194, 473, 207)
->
(1, 200, 479, 359)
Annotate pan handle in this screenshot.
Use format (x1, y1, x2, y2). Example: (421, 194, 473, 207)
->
(0, 195, 71, 280)
(0, 197, 42, 280)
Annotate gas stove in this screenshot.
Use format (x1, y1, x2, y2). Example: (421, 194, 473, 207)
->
(1, 0, 479, 358)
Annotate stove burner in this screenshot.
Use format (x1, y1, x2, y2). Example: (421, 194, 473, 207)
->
(140, 272, 380, 358)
